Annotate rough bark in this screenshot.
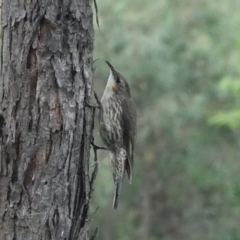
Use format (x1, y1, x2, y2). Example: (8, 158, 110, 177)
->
(0, 0, 95, 239)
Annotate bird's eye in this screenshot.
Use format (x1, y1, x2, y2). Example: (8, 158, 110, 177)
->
(116, 76, 121, 84)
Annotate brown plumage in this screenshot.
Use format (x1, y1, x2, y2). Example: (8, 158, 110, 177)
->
(99, 61, 137, 209)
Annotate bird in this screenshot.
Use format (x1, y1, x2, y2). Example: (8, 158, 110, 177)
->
(99, 61, 137, 209)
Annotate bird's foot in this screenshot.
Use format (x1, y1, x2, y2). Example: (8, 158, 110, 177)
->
(85, 91, 102, 109)
(91, 137, 107, 150)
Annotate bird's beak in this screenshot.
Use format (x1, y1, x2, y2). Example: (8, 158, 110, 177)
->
(106, 61, 116, 73)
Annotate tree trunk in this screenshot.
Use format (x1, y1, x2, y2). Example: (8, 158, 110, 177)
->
(0, 0, 95, 239)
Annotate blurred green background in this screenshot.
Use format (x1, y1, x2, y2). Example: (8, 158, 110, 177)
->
(91, 0, 240, 239)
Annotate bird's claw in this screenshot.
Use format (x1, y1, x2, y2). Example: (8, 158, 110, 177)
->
(85, 91, 102, 109)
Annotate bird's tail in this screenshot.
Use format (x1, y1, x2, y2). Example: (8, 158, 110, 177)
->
(113, 178, 122, 209)
(111, 148, 126, 209)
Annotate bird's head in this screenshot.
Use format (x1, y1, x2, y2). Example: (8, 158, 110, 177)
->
(105, 61, 131, 97)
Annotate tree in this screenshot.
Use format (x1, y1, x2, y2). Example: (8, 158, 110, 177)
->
(93, 0, 240, 239)
(0, 0, 96, 239)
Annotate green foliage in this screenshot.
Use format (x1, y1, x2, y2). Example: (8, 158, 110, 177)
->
(209, 110, 240, 129)
(91, 0, 240, 239)
(209, 77, 240, 129)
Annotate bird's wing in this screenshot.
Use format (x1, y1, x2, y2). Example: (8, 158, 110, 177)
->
(122, 97, 137, 183)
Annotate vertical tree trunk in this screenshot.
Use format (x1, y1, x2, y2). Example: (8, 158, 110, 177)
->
(0, 0, 95, 239)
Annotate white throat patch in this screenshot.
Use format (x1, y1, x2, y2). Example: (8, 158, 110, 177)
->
(101, 70, 115, 101)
